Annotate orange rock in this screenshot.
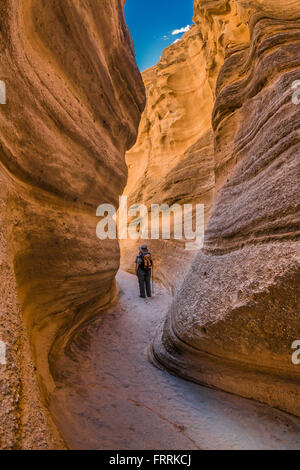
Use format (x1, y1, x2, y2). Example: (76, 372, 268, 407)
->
(0, 0, 145, 448)
(121, 25, 216, 290)
(150, 0, 300, 416)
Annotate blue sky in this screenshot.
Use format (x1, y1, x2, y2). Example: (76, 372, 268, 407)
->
(124, 0, 194, 71)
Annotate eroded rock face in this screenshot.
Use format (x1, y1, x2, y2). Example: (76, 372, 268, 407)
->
(151, 0, 300, 416)
(0, 0, 144, 448)
(121, 25, 216, 291)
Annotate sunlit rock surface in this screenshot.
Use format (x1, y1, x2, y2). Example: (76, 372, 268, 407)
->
(151, 0, 300, 416)
(121, 25, 216, 291)
(0, 0, 145, 448)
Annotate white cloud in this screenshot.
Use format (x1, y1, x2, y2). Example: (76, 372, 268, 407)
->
(171, 25, 191, 35)
(173, 39, 180, 44)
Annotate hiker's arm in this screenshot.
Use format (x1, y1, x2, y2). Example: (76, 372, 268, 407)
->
(135, 263, 139, 275)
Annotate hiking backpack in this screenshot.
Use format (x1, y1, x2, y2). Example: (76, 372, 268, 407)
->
(140, 252, 152, 270)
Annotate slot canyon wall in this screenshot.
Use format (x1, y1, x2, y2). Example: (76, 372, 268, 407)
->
(0, 0, 145, 448)
(148, 0, 300, 416)
(120, 24, 217, 292)
(120, 0, 253, 291)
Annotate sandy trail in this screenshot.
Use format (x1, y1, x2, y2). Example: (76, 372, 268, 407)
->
(50, 270, 300, 450)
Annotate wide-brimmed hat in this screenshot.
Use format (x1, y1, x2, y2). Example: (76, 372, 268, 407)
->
(139, 244, 148, 252)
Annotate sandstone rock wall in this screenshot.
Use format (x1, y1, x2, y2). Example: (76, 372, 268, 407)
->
(150, 0, 300, 416)
(121, 25, 216, 291)
(0, 0, 145, 448)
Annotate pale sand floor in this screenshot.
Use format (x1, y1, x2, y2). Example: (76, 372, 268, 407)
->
(50, 271, 300, 450)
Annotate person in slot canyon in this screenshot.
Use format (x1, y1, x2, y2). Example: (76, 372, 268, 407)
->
(135, 245, 153, 298)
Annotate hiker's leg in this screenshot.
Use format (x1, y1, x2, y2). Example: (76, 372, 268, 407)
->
(137, 270, 146, 297)
(145, 270, 152, 297)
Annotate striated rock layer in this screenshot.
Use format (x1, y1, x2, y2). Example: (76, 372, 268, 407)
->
(151, 0, 300, 416)
(121, 26, 216, 291)
(0, 0, 145, 448)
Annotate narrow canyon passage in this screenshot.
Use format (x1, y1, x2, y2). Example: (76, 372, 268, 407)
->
(50, 271, 300, 450)
(1, 0, 299, 450)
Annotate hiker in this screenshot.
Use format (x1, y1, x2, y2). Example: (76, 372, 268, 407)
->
(135, 244, 153, 298)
